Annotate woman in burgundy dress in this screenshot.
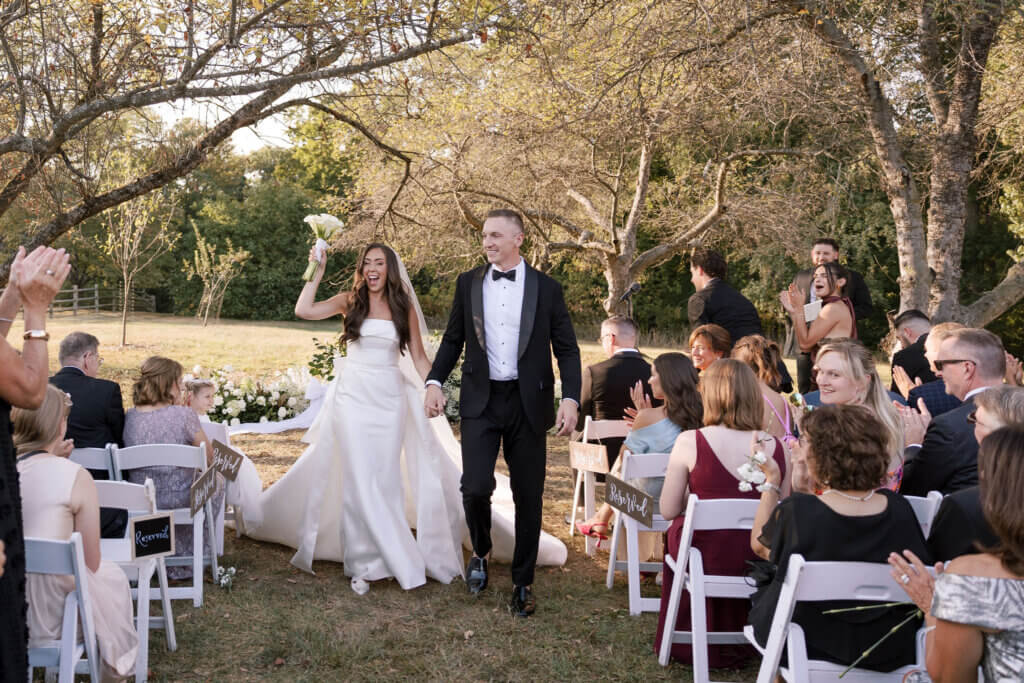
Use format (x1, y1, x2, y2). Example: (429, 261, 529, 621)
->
(655, 359, 790, 668)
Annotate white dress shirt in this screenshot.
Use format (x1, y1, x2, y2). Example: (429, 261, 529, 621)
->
(483, 259, 526, 381)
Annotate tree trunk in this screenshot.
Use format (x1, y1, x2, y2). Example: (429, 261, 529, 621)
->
(602, 254, 632, 316)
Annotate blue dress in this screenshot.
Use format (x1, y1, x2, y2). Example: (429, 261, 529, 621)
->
(623, 417, 682, 498)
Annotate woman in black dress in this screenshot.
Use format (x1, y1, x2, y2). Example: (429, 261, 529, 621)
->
(0, 245, 70, 681)
(748, 403, 931, 672)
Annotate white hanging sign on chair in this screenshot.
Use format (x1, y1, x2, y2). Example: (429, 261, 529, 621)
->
(569, 441, 610, 473)
(189, 467, 218, 517)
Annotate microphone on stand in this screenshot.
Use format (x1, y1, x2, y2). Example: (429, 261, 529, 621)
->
(618, 282, 642, 303)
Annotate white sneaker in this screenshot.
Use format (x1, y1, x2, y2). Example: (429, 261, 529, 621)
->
(350, 577, 369, 595)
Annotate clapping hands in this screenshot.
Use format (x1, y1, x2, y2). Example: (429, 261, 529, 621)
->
(896, 398, 932, 447)
(1005, 352, 1023, 386)
(779, 283, 804, 315)
(11, 246, 70, 310)
(892, 365, 923, 399)
(888, 550, 943, 615)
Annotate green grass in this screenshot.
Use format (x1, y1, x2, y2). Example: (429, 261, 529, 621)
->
(21, 312, 903, 681)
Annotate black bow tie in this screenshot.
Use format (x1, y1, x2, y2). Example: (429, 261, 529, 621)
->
(492, 269, 516, 282)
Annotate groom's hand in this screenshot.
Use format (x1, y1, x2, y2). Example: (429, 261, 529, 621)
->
(424, 384, 446, 418)
(554, 400, 578, 436)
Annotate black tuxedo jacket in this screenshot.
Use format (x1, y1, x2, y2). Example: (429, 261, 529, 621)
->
(891, 333, 936, 395)
(50, 367, 125, 449)
(687, 278, 763, 342)
(927, 485, 998, 563)
(428, 263, 582, 435)
(578, 351, 652, 465)
(901, 397, 979, 496)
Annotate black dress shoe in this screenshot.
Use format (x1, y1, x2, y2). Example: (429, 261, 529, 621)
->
(509, 585, 535, 617)
(466, 556, 488, 595)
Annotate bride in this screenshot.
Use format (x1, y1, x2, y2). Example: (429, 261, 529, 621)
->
(244, 242, 566, 592)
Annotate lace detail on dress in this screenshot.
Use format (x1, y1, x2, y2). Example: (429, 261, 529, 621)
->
(932, 572, 1024, 682)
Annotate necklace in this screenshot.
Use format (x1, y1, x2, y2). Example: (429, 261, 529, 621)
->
(821, 488, 876, 502)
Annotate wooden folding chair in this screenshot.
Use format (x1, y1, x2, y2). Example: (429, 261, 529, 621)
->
(658, 494, 761, 682)
(25, 532, 101, 683)
(96, 478, 178, 681)
(111, 443, 218, 607)
(571, 415, 630, 556)
(745, 554, 928, 683)
(605, 450, 671, 614)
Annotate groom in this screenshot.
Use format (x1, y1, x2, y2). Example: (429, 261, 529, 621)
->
(425, 209, 581, 617)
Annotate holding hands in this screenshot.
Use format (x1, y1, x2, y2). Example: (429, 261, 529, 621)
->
(424, 384, 446, 419)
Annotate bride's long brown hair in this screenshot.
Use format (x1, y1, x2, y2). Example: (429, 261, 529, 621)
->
(341, 243, 412, 354)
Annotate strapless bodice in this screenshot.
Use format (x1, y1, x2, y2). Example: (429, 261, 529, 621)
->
(344, 319, 399, 367)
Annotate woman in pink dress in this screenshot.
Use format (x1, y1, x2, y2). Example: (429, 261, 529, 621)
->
(655, 359, 789, 668)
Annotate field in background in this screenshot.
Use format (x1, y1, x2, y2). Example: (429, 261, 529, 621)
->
(7, 311, 892, 680)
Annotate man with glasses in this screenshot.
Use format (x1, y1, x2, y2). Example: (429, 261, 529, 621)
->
(50, 331, 126, 537)
(901, 328, 1006, 496)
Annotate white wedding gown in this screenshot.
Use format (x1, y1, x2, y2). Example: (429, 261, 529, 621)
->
(244, 319, 567, 588)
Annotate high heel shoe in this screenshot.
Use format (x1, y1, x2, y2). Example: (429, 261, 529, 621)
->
(575, 521, 609, 548)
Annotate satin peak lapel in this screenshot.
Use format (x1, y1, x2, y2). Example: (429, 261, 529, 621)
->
(471, 266, 486, 351)
(518, 266, 538, 359)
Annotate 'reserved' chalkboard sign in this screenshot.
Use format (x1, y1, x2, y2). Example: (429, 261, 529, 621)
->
(189, 466, 217, 517)
(605, 475, 654, 527)
(211, 440, 244, 482)
(130, 513, 175, 560)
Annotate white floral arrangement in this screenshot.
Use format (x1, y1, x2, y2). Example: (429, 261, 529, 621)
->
(217, 566, 236, 591)
(187, 365, 310, 426)
(737, 448, 771, 493)
(302, 213, 345, 281)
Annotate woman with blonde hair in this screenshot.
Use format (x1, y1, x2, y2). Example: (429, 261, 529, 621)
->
(124, 356, 218, 580)
(655, 359, 789, 667)
(15, 385, 137, 679)
(812, 339, 904, 490)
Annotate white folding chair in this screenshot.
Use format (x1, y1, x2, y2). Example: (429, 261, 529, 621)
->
(904, 490, 944, 537)
(571, 416, 630, 556)
(25, 532, 101, 683)
(111, 443, 218, 607)
(605, 450, 671, 615)
(659, 494, 761, 682)
(69, 444, 115, 479)
(96, 478, 178, 681)
(200, 420, 232, 548)
(745, 554, 928, 683)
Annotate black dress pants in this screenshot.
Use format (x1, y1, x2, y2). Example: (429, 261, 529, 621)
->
(460, 380, 546, 587)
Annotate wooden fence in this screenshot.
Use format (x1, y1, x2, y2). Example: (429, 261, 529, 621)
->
(0, 285, 156, 317)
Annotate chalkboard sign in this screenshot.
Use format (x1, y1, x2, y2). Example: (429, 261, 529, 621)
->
(211, 440, 244, 482)
(605, 475, 654, 527)
(130, 513, 175, 560)
(569, 441, 610, 474)
(189, 466, 217, 517)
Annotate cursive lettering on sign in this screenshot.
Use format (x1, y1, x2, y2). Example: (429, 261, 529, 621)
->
(190, 466, 217, 517)
(135, 525, 170, 548)
(210, 440, 244, 482)
(569, 442, 610, 474)
(605, 475, 654, 527)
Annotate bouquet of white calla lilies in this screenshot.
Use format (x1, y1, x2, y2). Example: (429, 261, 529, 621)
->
(302, 213, 345, 281)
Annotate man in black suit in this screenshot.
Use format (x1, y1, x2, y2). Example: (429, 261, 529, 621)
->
(425, 209, 581, 617)
(49, 331, 126, 538)
(900, 328, 1005, 496)
(786, 238, 873, 394)
(688, 248, 793, 392)
(577, 315, 652, 472)
(890, 309, 936, 395)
